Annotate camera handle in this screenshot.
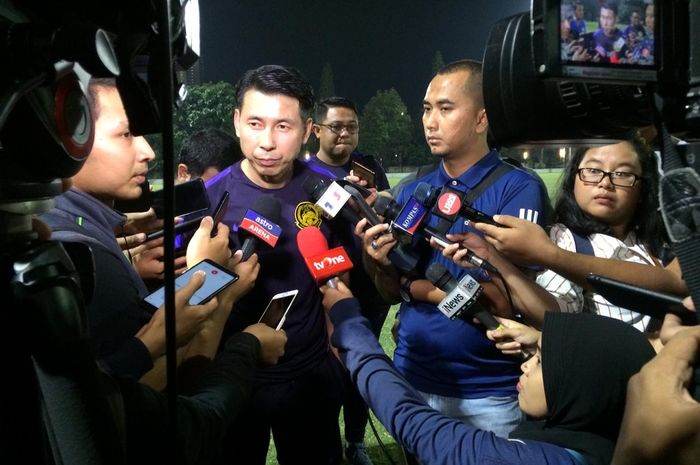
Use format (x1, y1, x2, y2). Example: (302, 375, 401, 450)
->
(1, 240, 125, 464)
(653, 91, 700, 401)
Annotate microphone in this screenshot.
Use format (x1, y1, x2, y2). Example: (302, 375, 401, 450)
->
(303, 175, 360, 225)
(238, 195, 282, 261)
(343, 184, 382, 227)
(425, 263, 504, 330)
(296, 226, 353, 288)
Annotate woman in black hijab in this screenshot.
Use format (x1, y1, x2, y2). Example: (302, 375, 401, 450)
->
(321, 281, 657, 465)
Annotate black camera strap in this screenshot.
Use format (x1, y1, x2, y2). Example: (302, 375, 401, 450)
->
(656, 119, 700, 324)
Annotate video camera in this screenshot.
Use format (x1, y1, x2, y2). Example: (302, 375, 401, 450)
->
(0, 1, 198, 463)
(0, 0, 196, 198)
(483, 0, 699, 147)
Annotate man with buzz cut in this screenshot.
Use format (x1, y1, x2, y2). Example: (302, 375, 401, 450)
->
(359, 59, 548, 449)
(205, 65, 348, 465)
(307, 96, 390, 465)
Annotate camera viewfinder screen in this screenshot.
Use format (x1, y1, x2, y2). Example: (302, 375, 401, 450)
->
(560, 0, 655, 67)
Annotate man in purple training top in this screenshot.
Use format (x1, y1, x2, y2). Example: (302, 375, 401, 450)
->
(204, 65, 347, 465)
(592, 3, 627, 63)
(307, 96, 390, 465)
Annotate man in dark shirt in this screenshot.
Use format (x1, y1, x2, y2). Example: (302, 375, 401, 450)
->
(307, 96, 390, 465)
(592, 3, 626, 63)
(207, 65, 347, 465)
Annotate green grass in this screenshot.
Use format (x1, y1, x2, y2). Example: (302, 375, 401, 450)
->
(264, 167, 564, 464)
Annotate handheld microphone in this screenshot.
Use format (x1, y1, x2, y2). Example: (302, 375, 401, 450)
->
(296, 226, 353, 288)
(303, 175, 360, 225)
(238, 195, 282, 261)
(343, 184, 382, 227)
(425, 263, 504, 330)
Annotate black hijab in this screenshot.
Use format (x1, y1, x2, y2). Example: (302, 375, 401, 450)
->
(510, 313, 656, 465)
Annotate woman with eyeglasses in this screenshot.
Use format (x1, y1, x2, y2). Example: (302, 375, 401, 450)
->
(533, 134, 669, 332)
(466, 132, 686, 339)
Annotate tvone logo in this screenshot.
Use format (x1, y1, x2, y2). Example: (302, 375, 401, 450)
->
(313, 255, 346, 270)
(438, 193, 460, 215)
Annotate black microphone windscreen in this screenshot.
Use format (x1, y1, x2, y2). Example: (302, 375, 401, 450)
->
(302, 175, 327, 200)
(374, 195, 393, 217)
(251, 195, 282, 223)
(413, 182, 434, 205)
(426, 263, 451, 289)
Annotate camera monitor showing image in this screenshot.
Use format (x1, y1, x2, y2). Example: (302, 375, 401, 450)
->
(557, 0, 656, 82)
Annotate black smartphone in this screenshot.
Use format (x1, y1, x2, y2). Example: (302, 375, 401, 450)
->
(151, 178, 210, 218)
(115, 180, 152, 213)
(210, 191, 230, 237)
(351, 160, 376, 188)
(145, 215, 203, 242)
(258, 290, 298, 330)
(143, 259, 238, 310)
(586, 274, 696, 325)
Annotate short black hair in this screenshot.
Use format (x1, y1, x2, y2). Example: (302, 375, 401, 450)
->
(234, 64, 314, 120)
(601, 3, 618, 16)
(436, 59, 484, 108)
(178, 128, 243, 177)
(314, 96, 358, 123)
(553, 132, 666, 256)
(88, 77, 118, 119)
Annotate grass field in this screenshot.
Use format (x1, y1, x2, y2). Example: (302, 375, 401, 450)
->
(264, 168, 564, 464)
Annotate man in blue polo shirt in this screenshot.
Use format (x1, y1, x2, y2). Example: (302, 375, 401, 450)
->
(360, 60, 547, 443)
(307, 96, 390, 465)
(205, 65, 347, 465)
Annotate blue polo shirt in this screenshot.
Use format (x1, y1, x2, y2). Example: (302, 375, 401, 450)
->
(205, 160, 347, 381)
(392, 150, 548, 398)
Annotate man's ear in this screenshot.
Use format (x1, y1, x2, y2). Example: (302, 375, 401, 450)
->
(476, 109, 489, 135)
(302, 117, 314, 144)
(312, 124, 321, 139)
(233, 108, 241, 138)
(177, 164, 191, 183)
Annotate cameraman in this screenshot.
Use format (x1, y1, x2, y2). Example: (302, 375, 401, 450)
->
(41, 78, 257, 389)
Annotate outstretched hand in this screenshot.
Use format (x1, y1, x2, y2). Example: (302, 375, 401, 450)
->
(474, 215, 553, 267)
(320, 278, 354, 312)
(486, 317, 540, 356)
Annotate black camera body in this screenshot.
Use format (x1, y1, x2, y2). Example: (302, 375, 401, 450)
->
(533, 0, 699, 138)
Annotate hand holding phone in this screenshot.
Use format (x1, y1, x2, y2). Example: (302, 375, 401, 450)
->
(258, 290, 298, 330)
(143, 259, 239, 310)
(351, 160, 376, 188)
(151, 178, 210, 218)
(210, 191, 230, 238)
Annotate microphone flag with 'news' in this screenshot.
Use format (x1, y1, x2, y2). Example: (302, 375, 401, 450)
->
(296, 226, 353, 287)
(238, 195, 282, 261)
(425, 263, 503, 330)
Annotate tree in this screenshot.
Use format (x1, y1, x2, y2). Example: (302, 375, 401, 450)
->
(432, 50, 445, 74)
(360, 88, 414, 169)
(318, 63, 335, 100)
(149, 81, 236, 176)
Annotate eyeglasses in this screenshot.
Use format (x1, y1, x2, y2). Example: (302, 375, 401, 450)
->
(577, 167, 640, 187)
(317, 122, 359, 135)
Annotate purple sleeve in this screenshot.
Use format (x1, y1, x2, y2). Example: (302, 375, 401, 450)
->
(329, 298, 580, 465)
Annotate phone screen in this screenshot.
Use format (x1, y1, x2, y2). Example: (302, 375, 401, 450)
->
(152, 178, 210, 218)
(144, 260, 238, 309)
(258, 291, 298, 330)
(351, 161, 376, 188)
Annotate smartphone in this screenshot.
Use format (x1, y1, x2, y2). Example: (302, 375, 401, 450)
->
(586, 274, 696, 325)
(351, 160, 376, 188)
(258, 290, 298, 330)
(210, 191, 230, 237)
(143, 259, 238, 310)
(145, 215, 203, 242)
(152, 178, 210, 218)
(115, 180, 152, 213)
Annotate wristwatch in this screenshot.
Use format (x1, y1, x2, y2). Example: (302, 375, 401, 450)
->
(399, 277, 414, 303)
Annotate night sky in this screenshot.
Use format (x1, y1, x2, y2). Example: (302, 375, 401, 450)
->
(199, 0, 530, 112)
